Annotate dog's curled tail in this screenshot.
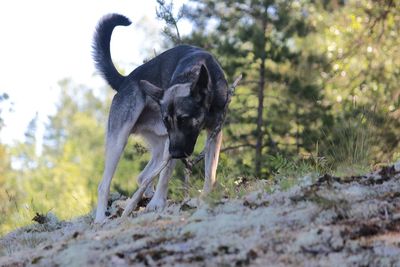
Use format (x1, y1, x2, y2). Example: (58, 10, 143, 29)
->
(93, 14, 131, 91)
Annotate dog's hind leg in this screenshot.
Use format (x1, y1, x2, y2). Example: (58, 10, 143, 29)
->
(95, 128, 132, 223)
(203, 130, 223, 195)
(146, 138, 176, 211)
(95, 94, 144, 223)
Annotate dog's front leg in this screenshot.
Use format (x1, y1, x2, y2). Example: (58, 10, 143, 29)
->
(146, 139, 176, 211)
(122, 139, 172, 217)
(146, 159, 176, 211)
(203, 130, 223, 195)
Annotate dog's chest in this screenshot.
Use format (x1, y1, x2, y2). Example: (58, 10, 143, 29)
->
(133, 106, 167, 136)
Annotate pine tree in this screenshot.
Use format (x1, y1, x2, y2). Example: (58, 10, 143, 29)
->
(178, 0, 333, 177)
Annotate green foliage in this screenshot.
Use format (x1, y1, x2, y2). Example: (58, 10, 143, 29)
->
(0, 81, 151, 234)
(0, 92, 9, 130)
(266, 152, 329, 191)
(0, 94, 15, 234)
(166, 0, 399, 178)
(322, 111, 373, 175)
(173, 0, 338, 177)
(156, 0, 184, 44)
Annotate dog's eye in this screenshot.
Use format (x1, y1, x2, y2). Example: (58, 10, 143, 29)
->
(163, 115, 169, 124)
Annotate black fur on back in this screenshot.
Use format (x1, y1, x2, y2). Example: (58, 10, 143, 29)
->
(92, 14, 131, 91)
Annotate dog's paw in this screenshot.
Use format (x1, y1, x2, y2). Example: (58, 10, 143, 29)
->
(94, 216, 109, 225)
(145, 197, 166, 212)
(94, 212, 107, 224)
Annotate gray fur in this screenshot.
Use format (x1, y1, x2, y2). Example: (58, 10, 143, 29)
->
(93, 14, 228, 223)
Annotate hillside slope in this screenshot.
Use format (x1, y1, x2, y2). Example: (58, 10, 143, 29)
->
(1, 162, 400, 266)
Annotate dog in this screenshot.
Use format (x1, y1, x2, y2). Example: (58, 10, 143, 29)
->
(93, 14, 228, 223)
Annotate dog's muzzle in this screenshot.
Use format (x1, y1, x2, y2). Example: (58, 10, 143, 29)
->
(170, 150, 189, 159)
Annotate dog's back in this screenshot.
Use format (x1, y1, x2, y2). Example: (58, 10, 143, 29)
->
(93, 14, 228, 111)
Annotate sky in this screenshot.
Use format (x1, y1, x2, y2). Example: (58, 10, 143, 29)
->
(0, 0, 189, 145)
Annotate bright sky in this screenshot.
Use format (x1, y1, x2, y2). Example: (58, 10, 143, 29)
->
(0, 0, 188, 145)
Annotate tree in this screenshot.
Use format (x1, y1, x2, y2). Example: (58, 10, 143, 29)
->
(305, 0, 400, 164)
(0, 93, 13, 234)
(175, 0, 333, 177)
(0, 80, 152, 232)
(156, 0, 399, 177)
(156, 0, 184, 44)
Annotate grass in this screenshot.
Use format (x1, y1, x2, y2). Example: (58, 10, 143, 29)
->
(322, 112, 375, 177)
(167, 111, 377, 204)
(168, 165, 263, 207)
(265, 151, 331, 191)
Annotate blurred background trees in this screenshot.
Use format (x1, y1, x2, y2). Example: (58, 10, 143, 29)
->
(1, 0, 399, 234)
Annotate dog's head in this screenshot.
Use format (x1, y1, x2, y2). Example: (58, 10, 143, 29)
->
(140, 64, 211, 158)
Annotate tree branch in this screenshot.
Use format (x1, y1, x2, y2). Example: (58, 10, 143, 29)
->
(156, 0, 182, 44)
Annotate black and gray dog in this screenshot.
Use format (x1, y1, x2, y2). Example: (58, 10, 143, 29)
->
(93, 14, 228, 223)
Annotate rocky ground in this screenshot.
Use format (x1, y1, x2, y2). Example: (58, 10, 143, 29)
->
(1, 162, 400, 267)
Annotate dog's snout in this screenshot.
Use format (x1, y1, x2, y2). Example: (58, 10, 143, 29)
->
(169, 138, 196, 159)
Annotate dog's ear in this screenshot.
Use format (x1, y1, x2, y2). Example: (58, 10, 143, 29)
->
(139, 80, 164, 103)
(190, 64, 210, 99)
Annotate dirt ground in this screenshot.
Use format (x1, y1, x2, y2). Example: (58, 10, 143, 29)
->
(1, 162, 400, 267)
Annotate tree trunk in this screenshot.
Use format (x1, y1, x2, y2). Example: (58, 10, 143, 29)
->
(255, 18, 267, 177)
